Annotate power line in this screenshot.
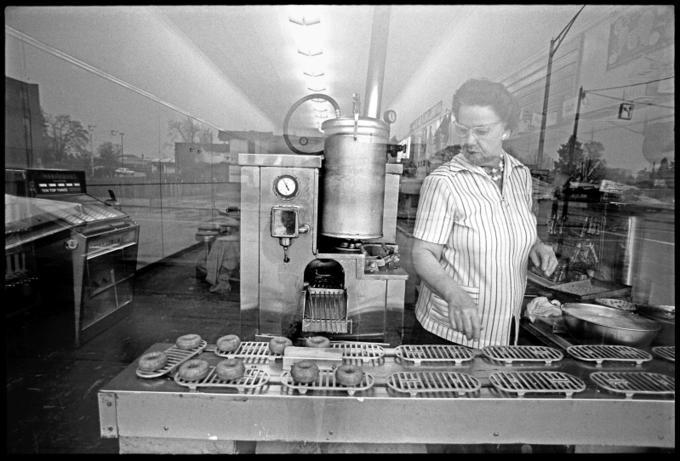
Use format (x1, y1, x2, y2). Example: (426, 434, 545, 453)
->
(585, 91, 675, 110)
(5, 25, 224, 133)
(586, 76, 674, 93)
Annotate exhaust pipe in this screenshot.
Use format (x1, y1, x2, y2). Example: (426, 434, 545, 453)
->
(363, 5, 391, 120)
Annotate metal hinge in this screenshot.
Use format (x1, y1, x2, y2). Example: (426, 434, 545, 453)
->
(98, 391, 119, 438)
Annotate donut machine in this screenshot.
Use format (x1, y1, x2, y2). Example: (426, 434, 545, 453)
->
(237, 5, 408, 345)
(238, 152, 407, 344)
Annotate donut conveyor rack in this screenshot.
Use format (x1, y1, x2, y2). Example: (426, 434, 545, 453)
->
(174, 365, 271, 393)
(135, 340, 208, 378)
(651, 345, 675, 362)
(280, 369, 375, 396)
(213, 341, 283, 364)
(135, 341, 674, 399)
(100, 340, 675, 450)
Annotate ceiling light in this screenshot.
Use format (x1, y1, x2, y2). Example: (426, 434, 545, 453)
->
(308, 87, 326, 92)
(303, 71, 325, 78)
(297, 49, 323, 57)
(288, 16, 320, 26)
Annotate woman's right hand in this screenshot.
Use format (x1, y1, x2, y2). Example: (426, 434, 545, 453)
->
(446, 289, 481, 341)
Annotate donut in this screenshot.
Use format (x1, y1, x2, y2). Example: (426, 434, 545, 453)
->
(216, 334, 241, 353)
(269, 336, 293, 354)
(176, 334, 202, 350)
(215, 358, 246, 381)
(178, 359, 210, 381)
(290, 360, 320, 384)
(138, 351, 168, 372)
(334, 364, 364, 387)
(305, 336, 331, 348)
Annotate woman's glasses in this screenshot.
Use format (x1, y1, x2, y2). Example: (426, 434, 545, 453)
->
(453, 120, 503, 140)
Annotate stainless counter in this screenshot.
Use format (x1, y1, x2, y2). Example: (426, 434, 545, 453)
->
(99, 342, 674, 452)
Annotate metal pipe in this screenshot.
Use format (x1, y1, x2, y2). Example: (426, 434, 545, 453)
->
(363, 5, 391, 119)
(621, 216, 639, 286)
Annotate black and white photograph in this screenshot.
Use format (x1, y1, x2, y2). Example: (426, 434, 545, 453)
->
(4, 4, 675, 454)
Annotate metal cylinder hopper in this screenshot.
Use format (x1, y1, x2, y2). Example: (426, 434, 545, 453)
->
(320, 117, 389, 240)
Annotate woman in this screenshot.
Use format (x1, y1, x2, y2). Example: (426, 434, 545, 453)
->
(411, 78, 557, 348)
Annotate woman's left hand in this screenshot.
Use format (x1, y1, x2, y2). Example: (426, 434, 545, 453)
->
(529, 241, 558, 277)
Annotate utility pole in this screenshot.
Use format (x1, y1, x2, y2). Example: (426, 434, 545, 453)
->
(536, 5, 585, 168)
(568, 86, 585, 172)
(111, 130, 125, 171)
(87, 124, 96, 176)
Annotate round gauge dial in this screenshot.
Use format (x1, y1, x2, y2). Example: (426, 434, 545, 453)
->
(275, 175, 298, 198)
(383, 109, 397, 124)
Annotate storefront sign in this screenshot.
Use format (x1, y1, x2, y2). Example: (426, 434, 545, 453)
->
(563, 96, 577, 118)
(410, 101, 443, 133)
(606, 6, 674, 71)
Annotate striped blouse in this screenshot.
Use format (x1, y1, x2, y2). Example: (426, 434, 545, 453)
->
(413, 151, 537, 348)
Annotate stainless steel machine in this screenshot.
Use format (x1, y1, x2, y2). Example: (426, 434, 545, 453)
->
(239, 5, 407, 345)
(5, 168, 139, 346)
(238, 152, 407, 344)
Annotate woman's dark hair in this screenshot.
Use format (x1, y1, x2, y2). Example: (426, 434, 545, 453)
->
(451, 78, 520, 131)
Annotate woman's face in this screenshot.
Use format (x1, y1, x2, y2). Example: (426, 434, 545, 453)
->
(454, 104, 510, 167)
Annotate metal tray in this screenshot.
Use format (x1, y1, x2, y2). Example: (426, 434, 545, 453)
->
(589, 371, 675, 399)
(488, 371, 586, 398)
(280, 369, 374, 396)
(213, 341, 282, 363)
(394, 344, 475, 366)
(652, 346, 675, 362)
(329, 341, 385, 365)
(567, 345, 652, 367)
(550, 278, 631, 300)
(481, 345, 563, 366)
(386, 371, 481, 397)
(136, 340, 208, 378)
(174, 365, 270, 393)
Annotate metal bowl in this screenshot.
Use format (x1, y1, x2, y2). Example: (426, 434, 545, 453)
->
(635, 303, 675, 320)
(562, 303, 661, 347)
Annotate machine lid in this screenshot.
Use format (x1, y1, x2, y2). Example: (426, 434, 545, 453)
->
(321, 116, 388, 138)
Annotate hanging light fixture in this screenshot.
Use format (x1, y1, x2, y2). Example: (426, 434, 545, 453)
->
(297, 49, 323, 57)
(288, 16, 320, 26)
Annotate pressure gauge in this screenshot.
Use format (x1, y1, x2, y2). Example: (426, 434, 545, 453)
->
(274, 175, 298, 198)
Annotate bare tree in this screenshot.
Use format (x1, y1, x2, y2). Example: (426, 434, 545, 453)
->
(167, 116, 213, 145)
(43, 113, 90, 164)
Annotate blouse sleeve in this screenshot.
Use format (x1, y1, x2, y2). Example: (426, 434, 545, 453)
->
(413, 173, 457, 245)
(524, 169, 534, 211)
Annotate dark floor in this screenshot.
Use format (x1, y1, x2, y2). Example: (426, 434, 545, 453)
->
(6, 244, 245, 454)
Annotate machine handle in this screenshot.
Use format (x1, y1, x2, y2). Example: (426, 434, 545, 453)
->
(282, 93, 341, 155)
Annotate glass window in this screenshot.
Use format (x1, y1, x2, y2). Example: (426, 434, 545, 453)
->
(5, 5, 674, 328)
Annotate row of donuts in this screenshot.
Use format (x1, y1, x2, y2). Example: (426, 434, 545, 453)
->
(137, 333, 362, 386)
(216, 334, 364, 386)
(137, 333, 207, 372)
(215, 333, 331, 353)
